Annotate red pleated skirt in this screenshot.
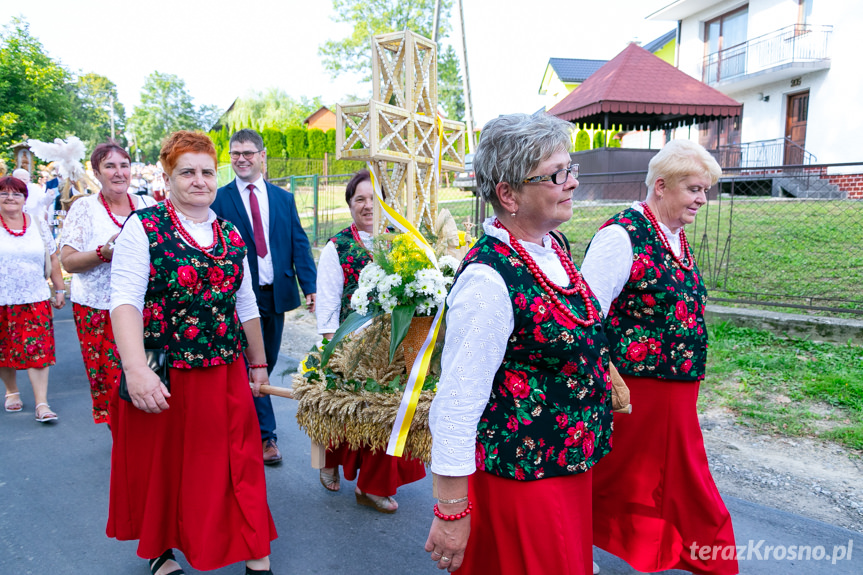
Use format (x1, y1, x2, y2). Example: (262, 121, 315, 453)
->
(107, 359, 277, 570)
(325, 444, 426, 497)
(592, 376, 738, 575)
(0, 301, 55, 369)
(458, 469, 594, 575)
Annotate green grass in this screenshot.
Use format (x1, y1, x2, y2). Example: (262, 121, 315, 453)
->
(702, 322, 863, 451)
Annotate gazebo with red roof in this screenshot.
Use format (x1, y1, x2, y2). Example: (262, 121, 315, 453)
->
(548, 43, 742, 132)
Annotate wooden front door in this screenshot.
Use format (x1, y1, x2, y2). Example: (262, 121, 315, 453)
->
(784, 91, 809, 165)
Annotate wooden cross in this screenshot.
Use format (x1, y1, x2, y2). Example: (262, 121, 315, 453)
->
(336, 30, 466, 233)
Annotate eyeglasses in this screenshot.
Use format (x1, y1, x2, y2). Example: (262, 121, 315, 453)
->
(0, 191, 25, 198)
(522, 164, 579, 185)
(229, 150, 262, 160)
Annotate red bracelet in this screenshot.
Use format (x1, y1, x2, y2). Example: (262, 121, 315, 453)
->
(96, 245, 110, 263)
(433, 501, 472, 521)
(249, 364, 268, 370)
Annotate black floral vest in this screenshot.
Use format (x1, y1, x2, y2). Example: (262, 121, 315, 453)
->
(600, 208, 708, 381)
(455, 234, 613, 481)
(331, 226, 373, 323)
(138, 204, 248, 369)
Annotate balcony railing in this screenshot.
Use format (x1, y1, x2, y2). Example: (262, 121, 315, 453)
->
(703, 24, 832, 85)
(714, 137, 816, 168)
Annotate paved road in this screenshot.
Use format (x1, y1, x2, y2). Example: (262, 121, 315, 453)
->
(1, 305, 860, 574)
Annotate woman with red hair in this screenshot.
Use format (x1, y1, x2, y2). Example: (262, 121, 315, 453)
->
(1, 176, 66, 420)
(107, 132, 277, 575)
(60, 140, 157, 425)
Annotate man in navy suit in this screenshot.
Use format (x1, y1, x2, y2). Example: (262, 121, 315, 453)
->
(212, 128, 317, 465)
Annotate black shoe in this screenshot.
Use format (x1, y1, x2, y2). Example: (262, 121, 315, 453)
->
(149, 549, 185, 575)
(245, 567, 274, 575)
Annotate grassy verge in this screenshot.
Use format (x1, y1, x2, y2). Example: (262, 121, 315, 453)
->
(701, 322, 863, 451)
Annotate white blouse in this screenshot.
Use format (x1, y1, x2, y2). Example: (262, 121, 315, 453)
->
(60, 193, 156, 310)
(109, 209, 260, 323)
(0, 215, 56, 305)
(429, 217, 571, 477)
(580, 202, 683, 316)
(316, 228, 374, 334)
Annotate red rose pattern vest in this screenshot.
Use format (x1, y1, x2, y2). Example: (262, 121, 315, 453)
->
(331, 226, 373, 324)
(138, 203, 248, 369)
(600, 208, 708, 381)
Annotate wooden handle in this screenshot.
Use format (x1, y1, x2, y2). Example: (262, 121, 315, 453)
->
(259, 384, 294, 399)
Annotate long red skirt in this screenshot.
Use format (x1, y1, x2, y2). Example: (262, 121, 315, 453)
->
(72, 304, 121, 424)
(458, 470, 594, 575)
(107, 360, 277, 570)
(592, 376, 738, 575)
(325, 444, 426, 496)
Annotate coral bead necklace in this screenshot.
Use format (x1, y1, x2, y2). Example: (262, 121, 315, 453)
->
(640, 202, 694, 271)
(99, 192, 136, 228)
(165, 200, 227, 261)
(493, 219, 597, 328)
(0, 213, 26, 237)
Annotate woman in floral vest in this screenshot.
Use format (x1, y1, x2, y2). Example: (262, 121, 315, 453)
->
(582, 140, 738, 575)
(107, 132, 277, 575)
(425, 114, 613, 574)
(315, 169, 425, 512)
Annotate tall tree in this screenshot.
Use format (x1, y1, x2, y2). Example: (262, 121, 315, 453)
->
(128, 72, 219, 162)
(318, 0, 465, 120)
(0, 17, 77, 164)
(222, 88, 323, 132)
(72, 73, 127, 149)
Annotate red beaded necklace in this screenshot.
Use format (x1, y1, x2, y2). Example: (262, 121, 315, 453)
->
(0, 213, 27, 237)
(165, 200, 227, 261)
(639, 202, 694, 271)
(493, 219, 597, 328)
(350, 223, 373, 260)
(99, 192, 136, 228)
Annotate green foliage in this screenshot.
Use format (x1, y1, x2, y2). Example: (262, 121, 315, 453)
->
(284, 127, 307, 158)
(307, 128, 327, 159)
(262, 128, 285, 158)
(438, 45, 464, 120)
(0, 17, 76, 165)
(574, 129, 590, 152)
(222, 88, 322, 132)
(72, 73, 127, 149)
(326, 128, 337, 154)
(128, 71, 218, 163)
(592, 130, 606, 149)
(608, 131, 621, 148)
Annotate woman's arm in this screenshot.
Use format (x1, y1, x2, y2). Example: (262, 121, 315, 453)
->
(580, 224, 634, 317)
(242, 317, 270, 397)
(424, 474, 470, 572)
(49, 253, 65, 309)
(60, 237, 118, 273)
(315, 240, 343, 338)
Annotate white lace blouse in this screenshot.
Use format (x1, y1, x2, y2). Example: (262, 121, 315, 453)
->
(59, 193, 156, 310)
(109, 209, 260, 323)
(429, 217, 571, 477)
(0, 215, 56, 305)
(316, 228, 374, 334)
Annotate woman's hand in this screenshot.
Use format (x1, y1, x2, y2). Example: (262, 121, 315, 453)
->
(425, 513, 471, 572)
(125, 364, 170, 413)
(249, 366, 270, 398)
(51, 291, 66, 309)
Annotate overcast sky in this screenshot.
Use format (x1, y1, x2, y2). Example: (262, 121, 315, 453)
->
(1, 0, 675, 127)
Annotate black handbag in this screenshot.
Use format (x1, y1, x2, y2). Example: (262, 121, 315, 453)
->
(118, 348, 170, 402)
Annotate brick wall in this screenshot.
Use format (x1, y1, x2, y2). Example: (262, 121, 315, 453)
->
(820, 173, 863, 199)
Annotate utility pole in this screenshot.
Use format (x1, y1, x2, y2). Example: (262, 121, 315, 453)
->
(432, 0, 442, 43)
(457, 0, 476, 153)
(109, 93, 116, 140)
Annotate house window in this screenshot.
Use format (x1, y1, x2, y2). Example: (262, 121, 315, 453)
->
(704, 5, 749, 83)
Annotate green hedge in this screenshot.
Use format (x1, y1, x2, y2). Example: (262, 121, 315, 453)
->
(285, 127, 307, 158)
(592, 130, 606, 149)
(262, 128, 285, 158)
(307, 128, 327, 159)
(574, 130, 590, 151)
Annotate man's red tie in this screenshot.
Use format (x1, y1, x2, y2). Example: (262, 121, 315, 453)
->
(247, 184, 268, 258)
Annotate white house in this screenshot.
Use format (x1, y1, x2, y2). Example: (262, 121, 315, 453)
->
(650, 0, 862, 167)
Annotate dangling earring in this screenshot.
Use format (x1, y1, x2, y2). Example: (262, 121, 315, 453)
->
(511, 212, 517, 217)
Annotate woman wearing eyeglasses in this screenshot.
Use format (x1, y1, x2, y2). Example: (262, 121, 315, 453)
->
(59, 140, 157, 426)
(0, 176, 66, 420)
(582, 140, 738, 575)
(425, 114, 613, 574)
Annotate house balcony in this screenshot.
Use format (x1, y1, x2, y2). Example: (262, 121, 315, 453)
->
(702, 24, 832, 92)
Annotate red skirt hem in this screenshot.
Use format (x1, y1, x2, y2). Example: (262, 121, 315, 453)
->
(107, 360, 277, 570)
(325, 444, 426, 496)
(0, 301, 55, 369)
(592, 376, 738, 575)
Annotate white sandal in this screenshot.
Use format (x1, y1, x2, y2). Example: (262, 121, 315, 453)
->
(5, 392, 23, 412)
(35, 403, 58, 423)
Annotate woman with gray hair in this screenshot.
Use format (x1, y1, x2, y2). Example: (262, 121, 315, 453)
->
(582, 139, 738, 574)
(424, 113, 613, 574)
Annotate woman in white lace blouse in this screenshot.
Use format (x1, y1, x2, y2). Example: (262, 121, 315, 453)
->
(59, 141, 156, 425)
(1, 176, 66, 421)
